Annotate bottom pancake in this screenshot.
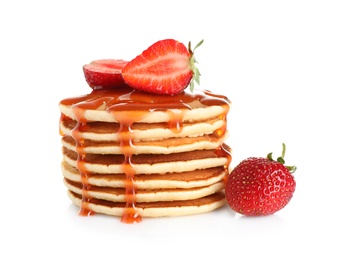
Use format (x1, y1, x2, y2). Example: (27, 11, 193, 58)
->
(67, 190, 227, 218)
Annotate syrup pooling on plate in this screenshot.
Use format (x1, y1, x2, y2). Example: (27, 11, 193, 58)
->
(59, 85, 231, 223)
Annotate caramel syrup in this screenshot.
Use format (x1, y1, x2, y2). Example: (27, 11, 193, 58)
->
(59, 85, 231, 223)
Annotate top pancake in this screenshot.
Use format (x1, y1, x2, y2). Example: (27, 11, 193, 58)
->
(59, 85, 230, 124)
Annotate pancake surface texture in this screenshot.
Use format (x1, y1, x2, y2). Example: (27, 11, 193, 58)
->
(59, 85, 232, 223)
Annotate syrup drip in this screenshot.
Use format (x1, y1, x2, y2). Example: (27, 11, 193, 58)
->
(68, 97, 117, 216)
(212, 106, 229, 138)
(70, 114, 95, 216)
(112, 111, 147, 223)
(60, 114, 95, 215)
(59, 85, 231, 223)
(165, 109, 186, 134)
(215, 144, 233, 184)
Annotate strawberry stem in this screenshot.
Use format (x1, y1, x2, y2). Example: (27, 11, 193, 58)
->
(267, 143, 297, 173)
(188, 39, 204, 92)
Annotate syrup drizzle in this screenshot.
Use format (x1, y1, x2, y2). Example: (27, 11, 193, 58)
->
(111, 110, 146, 223)
(70, 109, 95, 216)
(59, 85, 231, 223)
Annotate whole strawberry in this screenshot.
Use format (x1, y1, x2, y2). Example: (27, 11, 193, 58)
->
(225, 144, 297, 216)
(122, 39, 203, 95)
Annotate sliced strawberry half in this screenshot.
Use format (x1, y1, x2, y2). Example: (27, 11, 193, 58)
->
(83, 59, 128, 89)
(122, 39, 203, 95)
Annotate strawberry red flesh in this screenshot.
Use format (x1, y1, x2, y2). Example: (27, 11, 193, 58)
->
(83, 59, 128, 90)
(90, 59, 128, 69)
(122, 39, 198, 95)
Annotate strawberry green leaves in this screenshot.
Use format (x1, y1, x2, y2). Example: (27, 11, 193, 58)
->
(188, 39, 203, 92)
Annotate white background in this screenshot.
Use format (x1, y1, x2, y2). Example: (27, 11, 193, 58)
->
(1, 0, 340, 259)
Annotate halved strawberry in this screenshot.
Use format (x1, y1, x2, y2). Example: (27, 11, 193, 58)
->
(83, 59, 128, 89)
(122, 39, 203, 95)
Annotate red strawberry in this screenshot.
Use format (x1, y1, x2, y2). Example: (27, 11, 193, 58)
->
(83, 59, 128, 89)
(122, 39, 203, 95)
(225, 144, 297, 216)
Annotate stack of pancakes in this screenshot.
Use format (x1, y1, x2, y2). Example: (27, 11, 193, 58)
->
(59, 85, 231, 223)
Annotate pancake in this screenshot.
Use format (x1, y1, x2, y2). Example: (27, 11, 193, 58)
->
(67, 190, 227, 218)
(61, 161, 227, 189)
(60, 117, 226, 142)
(61, 131, 228, 155)
(64, 178, 225, 202)
(62, 146, 228, 174)
(59, 85, 231, 223)
(59, 88, 229, 124)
